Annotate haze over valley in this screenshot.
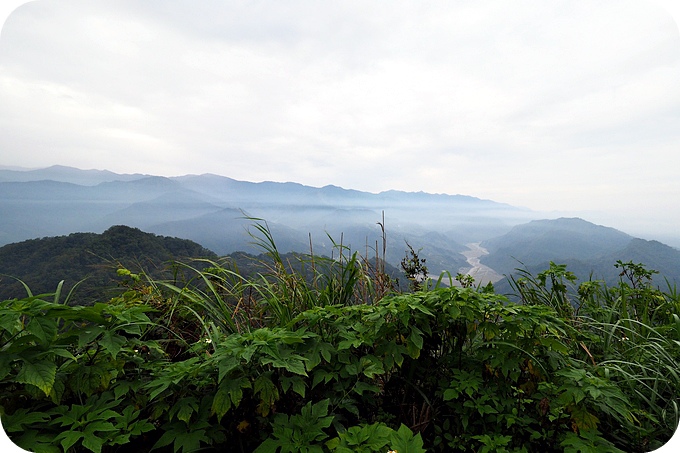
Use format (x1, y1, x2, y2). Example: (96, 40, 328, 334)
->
(2, 165, 679, 292)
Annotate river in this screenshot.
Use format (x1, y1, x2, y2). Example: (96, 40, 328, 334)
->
(460, 242, 504, 285)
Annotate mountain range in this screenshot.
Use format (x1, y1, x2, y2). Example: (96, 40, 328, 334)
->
(1, 165, 679, 289)
(0, 165, 537, 273)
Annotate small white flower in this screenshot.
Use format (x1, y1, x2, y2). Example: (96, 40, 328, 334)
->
(205, 338, 212, 344)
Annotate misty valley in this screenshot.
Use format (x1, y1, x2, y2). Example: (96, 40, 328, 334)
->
(2, 165, 679, 292)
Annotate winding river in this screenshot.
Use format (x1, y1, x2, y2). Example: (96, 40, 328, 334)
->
(460, 242, 504, 285)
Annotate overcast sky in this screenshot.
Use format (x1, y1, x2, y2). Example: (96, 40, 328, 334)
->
(1, 0, 679, 243)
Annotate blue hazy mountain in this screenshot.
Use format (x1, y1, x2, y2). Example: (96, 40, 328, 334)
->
(0, 164, 146, 185)
(481, 218, 680, 286)
(0, 166, 528, 271)
(1, 166, 678, 285)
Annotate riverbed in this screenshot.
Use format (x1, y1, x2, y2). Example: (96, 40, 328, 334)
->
(460, 242, 504, 285)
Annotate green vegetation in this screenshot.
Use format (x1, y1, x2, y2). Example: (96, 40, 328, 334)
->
(0, 225, 217, 303)
(0, 225, 406, 306)
(1, 221, 678, 452)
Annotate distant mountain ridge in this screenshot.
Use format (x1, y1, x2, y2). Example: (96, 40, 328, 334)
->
(0, 165, 532, 274)
(1, 165, 679, 287)
(0, 165, 523, 215)
(0, 164, 146, 185)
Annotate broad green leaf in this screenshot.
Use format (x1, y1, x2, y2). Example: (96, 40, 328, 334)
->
(99, 330, 126, 359)
(26, 316, 58, 344)
(570, 405, 600, 431)
(408, 326, 424, 351)
(57, 430, 84, 452)
(211, 385, 233, 421)
(539, 337, 569, 354)
(0, 308, 21, 332)
(345, 361, 359, 376)
(388, 424, 426, 453)
(148, 381, 172, 401)
(116, 405, 138, 427)
(151, 430, 175, 451)
(303, 340, 335, 371)
(50, 348, 77, 362)
(78, 326, 106, 348)
(49, 375, 66, 404)
(16, 360, 56, 396)
(81, 433, 105, 453)
(352, 381, 379, 396)
(1, 408, 50, 433)
(169, 398, 199, 425)
(253, 437, 279, 453)
(217, 356, 239, 383)
(173, 429, 209, 453)
(83, 420, 117, 433)
(129, 419, 155, 436)
(176, 404, 195, 424)
(283, 357, 308, 376)
(360, 356, 385, 379)
(254, 374, 279, 416)
(0, 353, 16, 380)
(113, 380, 138, 400)
(408, 302, 434, 316)
(443, 388, 459, 401)
(319, 342, 334, 363)
(212, 376, 251, 420)
(311, 369, 336, 388)
(281, 374, 306, 398)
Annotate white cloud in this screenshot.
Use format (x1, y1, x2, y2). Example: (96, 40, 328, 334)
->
(1, 0, 679, 240)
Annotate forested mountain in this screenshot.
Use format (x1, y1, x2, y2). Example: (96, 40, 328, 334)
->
(0, 224, 406, 303)
(481, 218, 632, 273)
(0, 225, 217, 303)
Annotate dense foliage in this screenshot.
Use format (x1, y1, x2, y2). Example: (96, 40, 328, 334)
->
(1, 222, 678, 452)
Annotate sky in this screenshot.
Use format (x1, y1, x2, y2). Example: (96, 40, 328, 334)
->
(1, 0, 680, 244)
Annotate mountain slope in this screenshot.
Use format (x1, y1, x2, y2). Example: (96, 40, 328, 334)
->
(481, 218, 680, 286)
(482, 218, 632, 268)
(0, 225, 217, 303)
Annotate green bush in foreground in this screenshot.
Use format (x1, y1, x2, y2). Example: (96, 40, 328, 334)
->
(1, 224, 678, 452)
